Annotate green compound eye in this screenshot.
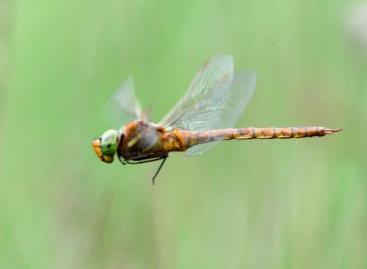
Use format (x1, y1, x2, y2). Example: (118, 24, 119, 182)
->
(101, 129, 119, 156)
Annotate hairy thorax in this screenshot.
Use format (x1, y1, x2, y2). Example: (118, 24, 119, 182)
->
(118, 120, 187, 160)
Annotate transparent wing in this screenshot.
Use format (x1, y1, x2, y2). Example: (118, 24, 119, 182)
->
(159, 55, 234, 130)
(159, 55, 256, 156)
(104, 77, 143, 127)
(186, 71, 256, 156)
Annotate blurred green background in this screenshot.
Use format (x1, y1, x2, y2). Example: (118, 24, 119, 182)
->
(1, 0, 366, 268)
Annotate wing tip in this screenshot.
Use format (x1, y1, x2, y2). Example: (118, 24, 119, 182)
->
(210, 54, 234, 63)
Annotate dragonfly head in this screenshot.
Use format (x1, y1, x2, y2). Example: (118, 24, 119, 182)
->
(92, 129, 120, 163)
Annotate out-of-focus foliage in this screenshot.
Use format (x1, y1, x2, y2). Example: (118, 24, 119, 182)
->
(0, 0, 366, 268)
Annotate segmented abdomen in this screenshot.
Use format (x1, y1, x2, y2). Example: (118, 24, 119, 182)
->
(179, 127, 341, 148)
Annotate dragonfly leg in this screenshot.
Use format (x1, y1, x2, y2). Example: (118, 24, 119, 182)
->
(126, 155, 167, 164)
(118, 153, 169, 184)
(118, 155, 127, 165)
(118, 151, 163, 164)
(152, 156, 168, 185)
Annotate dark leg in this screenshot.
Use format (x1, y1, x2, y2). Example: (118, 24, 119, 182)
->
(126, 157, 166, 164)
(118, 153, 169, 184)
(118, 152, 165, 165)
(118, 155, 127, 165)
(152, 156, 168, 185)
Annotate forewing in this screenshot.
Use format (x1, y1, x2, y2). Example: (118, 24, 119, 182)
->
(104, 77, 143, 127)
(159, 55, 234, 130)
(159, 55, 256, 156)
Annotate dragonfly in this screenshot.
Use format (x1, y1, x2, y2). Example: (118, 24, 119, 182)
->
(92, 55, 341, 183)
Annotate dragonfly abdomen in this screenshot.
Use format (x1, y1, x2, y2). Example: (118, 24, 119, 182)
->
(181, 126, 341, 148)
(234, 127, 342, 139)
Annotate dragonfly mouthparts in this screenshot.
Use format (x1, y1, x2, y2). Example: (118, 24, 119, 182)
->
(92, 138, 103, 158)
